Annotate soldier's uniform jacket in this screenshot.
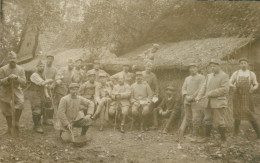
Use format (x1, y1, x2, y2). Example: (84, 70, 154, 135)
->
(71, 68, 84, 84)
(197, 71, 229, 109)
(142, 71, 159, 96)
(79, 81, 100, 100)
(95, 82, 112, 102)
(112, 71, 134, 85)
(0, 64, 26, 104)
(55, 67, 73, 96)
(130, 81, 153, 104)
(157, 96, 182, 114)
(182, 74, 205, 105)
(44, 65, 57, 89)
(111, 83, 131, 106)
(58, 94, 94, 130)
(30, 72, 46, 98)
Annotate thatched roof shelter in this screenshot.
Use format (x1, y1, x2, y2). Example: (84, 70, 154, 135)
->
(154, 37, 253, 70)
(98, 37, 253, 72)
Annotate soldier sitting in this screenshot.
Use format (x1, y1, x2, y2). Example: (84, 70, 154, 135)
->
(152, 86, 181, 134)
(58, 83, 94, 143)
(109, 77, 131, 133)
(91, 73, 112, 131)
(131, 71, 153, 132)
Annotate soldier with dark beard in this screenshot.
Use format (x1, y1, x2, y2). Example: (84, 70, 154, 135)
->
(0, 51, 26, 137)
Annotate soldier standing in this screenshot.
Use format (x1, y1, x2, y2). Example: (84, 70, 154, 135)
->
(87, 62, 109, 82)
(131, 72, 153, 132)
(195, 59, 229, 142)
(0, 51, 26, 137)
(71, 59, 84, 84)
(112, 64, 134, 85)
(179, 63, 205, 137)
(58, 83, 94, 143)
(109, 77, 131, 133)
(30, 60, 54, 133)
(55, 59, 74, 106)
(43, 54, 57, 126)
(91, 73, 112, 131)
(230, 58, 260, 139)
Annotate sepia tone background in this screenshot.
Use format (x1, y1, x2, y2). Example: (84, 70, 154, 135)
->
(0, 0, 260, 163)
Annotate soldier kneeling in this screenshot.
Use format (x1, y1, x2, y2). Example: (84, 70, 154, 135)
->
(58, 83, 94, 144)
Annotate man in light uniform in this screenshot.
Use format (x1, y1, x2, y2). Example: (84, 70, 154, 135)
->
(195, 59, 229, 142)
(109, 76, 131, 133)
(112, 64, 134, 85)
(131, 71, 153, 132)
(71, 59, 84, 84)
(179, 63, 205, 137)
(58, 83, 94, 142)
(0, 51, 26, 136)
(91, 73, 112, 131)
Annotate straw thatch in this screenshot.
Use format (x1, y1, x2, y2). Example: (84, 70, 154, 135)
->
(153, 37, 253, 70)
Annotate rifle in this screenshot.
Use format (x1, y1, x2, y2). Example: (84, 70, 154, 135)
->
(10, 80, 16, 136)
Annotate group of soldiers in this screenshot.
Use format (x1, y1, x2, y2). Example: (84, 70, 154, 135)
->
(0, 51, 259, 144)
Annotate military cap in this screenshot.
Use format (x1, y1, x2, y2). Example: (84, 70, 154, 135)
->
(166, 86, 176, 92)
(188, 63, 198, 68)
(75, 58, 83, 62)
(69, 83, 80, 88)
(136, 71, 143, 75)
(99, 72, 107, 77)
(46, 54, 54, 58)
(36, 60, 45, 67)
(87, 71, 96, 76)
(153, 44, 160, 48)
(209, 59, 221, 65)
(145, 62, 153, 68)
(238, 58, 248, 63)
(8, 51, 17, 58)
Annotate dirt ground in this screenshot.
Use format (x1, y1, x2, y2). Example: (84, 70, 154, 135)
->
(0, 100, 260, 163)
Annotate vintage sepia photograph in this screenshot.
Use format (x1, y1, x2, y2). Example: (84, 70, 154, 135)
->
(0, 0, 260, 162)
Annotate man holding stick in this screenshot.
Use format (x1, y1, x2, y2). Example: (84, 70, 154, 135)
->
(58, 83, 94, 143)
(0, 51, 26, 137)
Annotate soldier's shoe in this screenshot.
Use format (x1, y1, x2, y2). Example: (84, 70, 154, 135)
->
(196, 137, 209, 143)
(150, 125, 158, 130)
(44, 119, 53, 126)
(162, 128, 168, 134)
(35, 126, 44, 134)
(120, 125, 125, 133)
(99, 125, 104, 131)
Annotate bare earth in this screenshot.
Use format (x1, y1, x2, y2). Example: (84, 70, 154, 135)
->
(0, 100, 260, 163)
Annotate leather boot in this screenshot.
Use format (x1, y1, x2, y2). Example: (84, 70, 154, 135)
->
(14, 109, 22, 137)
(218, 127, 226, 141)
(197, 125, 212, 143)
(45, 109, 53, 126)
(151, 110, 158, 130)
(81, 126, 89, 136)
(120, 125, 125, 133)
(5, 116, 12, 135)
(192, 126, 200, 137)
(233, 120, 240, 136)
(250, 121, 260, 139)
(33, 115, 43, 134)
